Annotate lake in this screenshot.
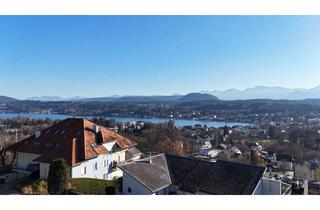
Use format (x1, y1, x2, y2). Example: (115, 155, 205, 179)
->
(0, 113, 250, 128)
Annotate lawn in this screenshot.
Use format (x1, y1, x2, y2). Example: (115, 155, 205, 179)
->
(70, 178, 120, 195)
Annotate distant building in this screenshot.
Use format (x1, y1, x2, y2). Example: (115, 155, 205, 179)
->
(8, 118, 138, 180)
(276, 154, 294, 171)
(125, 147, 143, 161)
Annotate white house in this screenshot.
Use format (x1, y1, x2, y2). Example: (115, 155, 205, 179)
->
(119, 154, 291, 195)
(252, 177, 292, 195)
(9, 118, 138, 180)
(276, 154, 294, 171)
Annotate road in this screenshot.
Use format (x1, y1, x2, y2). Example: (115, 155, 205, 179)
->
(0, 183, 19, 195)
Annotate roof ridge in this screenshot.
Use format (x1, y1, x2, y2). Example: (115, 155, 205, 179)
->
(217, 159, 266, 169)
(162, 154, 173, 185)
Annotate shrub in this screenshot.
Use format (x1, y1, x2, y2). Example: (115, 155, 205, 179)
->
(64, 188, 81, 195)
(20, 179, 48, 195)
(32, 180, 48, 194)
(29, 170, 40, 180)
(105, 186, 115, 195)
(21, 185, 33, 195)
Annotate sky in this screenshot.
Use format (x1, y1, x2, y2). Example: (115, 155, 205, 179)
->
(0, 16, 320, 99)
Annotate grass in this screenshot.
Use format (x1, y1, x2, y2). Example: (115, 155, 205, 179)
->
(70, 178, 119, 195)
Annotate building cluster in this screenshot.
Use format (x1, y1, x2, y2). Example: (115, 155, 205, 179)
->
(0, 118, 298, 195)
(191, 125, 320, 194)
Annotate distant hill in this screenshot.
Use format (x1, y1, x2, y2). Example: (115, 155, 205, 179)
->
(82, 95, 182, 102)
(179, 93, 219, 102)
(0, 96, 19, 103)
(116, 95, 183, 102)
(81, 97, 119, 102)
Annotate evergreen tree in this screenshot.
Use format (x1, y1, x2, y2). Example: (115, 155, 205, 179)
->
(223, 125, 229, 137)
(47, 158, 69, 195)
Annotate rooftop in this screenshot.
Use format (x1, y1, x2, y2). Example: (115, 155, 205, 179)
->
(119, 154, 266, 195)
(9, 118, 137, 166)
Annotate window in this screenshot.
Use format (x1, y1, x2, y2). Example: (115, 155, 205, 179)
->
(104, 160, 107, 167)
(94, 162, 98, 170)
(103, 174, 108, 179)
(127, 187, 132, 193)
(81, 166, 86, 175)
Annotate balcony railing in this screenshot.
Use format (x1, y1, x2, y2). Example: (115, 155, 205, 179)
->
(281, 182, 292, 195)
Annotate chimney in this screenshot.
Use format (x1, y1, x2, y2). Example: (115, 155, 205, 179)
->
(35, 129, 41, 138)
(94, 124, 99, 133)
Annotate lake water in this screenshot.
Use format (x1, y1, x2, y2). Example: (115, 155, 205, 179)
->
(0, 113, 250, 128)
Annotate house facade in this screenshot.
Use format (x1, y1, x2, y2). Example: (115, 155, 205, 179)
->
(276, 154, 294, 171)
(9, 118, 138, 180)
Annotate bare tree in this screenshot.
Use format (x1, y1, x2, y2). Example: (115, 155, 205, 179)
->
(0, 131, 16, 167)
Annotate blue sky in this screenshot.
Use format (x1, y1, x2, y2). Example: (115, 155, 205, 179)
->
(0, 16, 320, 99)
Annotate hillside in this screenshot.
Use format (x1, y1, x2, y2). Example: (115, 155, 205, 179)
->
(0, 96, 18, 103)
(179, 93, 219, 102)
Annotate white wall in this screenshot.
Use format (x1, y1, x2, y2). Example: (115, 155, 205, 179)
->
(103, 142, 116, 152)
(16, 152, 41, 169)
(109, 169, 123, 180)
(71, 153, 113, 180)
(39, 163, 50, 179)
(122, 172, 153, 195)
(112, 150, 127, 163)
(16, 150, 127, 180)
(252, 179, 263, 195)
(253, 178, 283, 195)
(277, 161, 293, 171)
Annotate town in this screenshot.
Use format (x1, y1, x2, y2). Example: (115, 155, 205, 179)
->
(1, 108, 320, 195)
(1, 14, 320, 203)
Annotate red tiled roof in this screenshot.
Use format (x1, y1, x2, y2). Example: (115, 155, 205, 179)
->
(8, 118, 137, 166)
(100, 128, 137, 149)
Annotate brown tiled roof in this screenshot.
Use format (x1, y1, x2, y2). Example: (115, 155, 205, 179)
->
(100, 128, 137, 149)
(8, 118, 137, 166)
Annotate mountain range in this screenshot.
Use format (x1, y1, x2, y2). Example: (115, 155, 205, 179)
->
(3, 85, 320, 102)
(12, 93, 219, 103)
(78, 93, 219, 102)
(25, 96, 88, 101)
(202, 85, 320, 100)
